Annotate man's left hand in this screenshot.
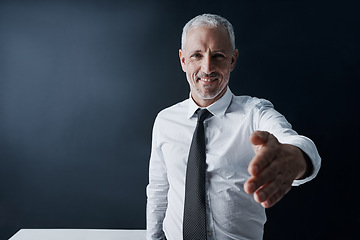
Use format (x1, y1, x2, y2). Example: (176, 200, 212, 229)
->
(244, 131, 307, 208)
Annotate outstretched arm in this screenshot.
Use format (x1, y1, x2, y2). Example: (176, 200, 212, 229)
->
(244, 131, 313, 208)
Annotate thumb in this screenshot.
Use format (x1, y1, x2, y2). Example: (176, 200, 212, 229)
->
(250, 131, 270, 147)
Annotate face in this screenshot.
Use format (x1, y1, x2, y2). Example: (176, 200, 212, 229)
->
(179, 26, 238, 107)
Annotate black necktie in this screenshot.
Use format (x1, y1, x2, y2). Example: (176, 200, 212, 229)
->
(183, 108, 212, 240)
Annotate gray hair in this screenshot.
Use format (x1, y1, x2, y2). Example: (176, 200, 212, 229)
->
(181, 13, 235, 51)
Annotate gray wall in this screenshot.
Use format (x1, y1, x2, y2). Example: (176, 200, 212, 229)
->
(1, 0, 359, 239)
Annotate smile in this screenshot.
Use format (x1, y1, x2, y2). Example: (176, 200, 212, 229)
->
(198, 78, 217, 82)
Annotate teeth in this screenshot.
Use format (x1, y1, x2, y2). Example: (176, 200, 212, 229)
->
(200, 78, 213, 82)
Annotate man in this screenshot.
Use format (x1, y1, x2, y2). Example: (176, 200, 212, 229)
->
(147, 14, 321, 240)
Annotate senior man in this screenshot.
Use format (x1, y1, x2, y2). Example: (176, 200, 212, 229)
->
(146, 13, 321, 240)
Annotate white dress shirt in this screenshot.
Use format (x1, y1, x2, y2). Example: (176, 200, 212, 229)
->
(146, 88, 321, 240)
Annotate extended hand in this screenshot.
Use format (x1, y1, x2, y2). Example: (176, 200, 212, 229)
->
(244, 131, 307, 208)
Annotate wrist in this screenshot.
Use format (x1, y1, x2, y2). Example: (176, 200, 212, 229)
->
(297, 149, 313, 179)
(281, 144, 306, 180)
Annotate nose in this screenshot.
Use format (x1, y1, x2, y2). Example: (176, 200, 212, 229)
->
(201, 54, 215, 74)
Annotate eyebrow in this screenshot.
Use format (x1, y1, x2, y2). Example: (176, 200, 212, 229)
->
(189, 50, 202, 54)
(189, 49, 227, 54)
(213, 49, 227, 53)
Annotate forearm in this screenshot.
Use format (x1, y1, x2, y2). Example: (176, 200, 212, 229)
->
(147, 118, 169, 239)
(256, 98, 321, 185)
(146, 151, 169, 239)
(146, 183, 168, 240)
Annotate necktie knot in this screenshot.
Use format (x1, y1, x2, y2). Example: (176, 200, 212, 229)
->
(196, 108, 212, 123)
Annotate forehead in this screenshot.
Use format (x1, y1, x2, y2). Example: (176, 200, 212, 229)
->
(184, 26, 232, 52)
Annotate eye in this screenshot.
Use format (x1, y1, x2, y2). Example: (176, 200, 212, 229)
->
(190, 53, 202, 59)
(213, 53, 226, 59)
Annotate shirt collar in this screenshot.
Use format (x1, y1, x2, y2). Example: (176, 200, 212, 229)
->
(187, 87, 233, 119)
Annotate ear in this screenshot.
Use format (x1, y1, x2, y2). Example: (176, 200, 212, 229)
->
(179, 49, 186, 72)
(230, 49, 239, 72)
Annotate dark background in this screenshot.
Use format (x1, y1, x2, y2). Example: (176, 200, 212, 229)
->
(0, 0, 359, 239)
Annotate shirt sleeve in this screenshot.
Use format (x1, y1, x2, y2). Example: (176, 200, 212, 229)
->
(254, 99, 321, 186)
(146, 115, 169, 240)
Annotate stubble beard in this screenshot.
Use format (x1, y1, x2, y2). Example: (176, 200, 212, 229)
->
(188, 73, 229, 100)
(193, 82, 226, 100)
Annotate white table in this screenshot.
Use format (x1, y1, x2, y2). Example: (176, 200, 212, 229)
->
(9, 229, 146, 240)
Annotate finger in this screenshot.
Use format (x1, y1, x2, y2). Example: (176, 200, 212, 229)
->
(261, 185, 292, 208)
(248, 146, 275, 177)
(245, 160, 280, 194)
(253, 176, 282, 203)
(250, 131, 270, 146)
(248, 133, 280, 176)
(253, 171, 292, 204)
(250, 131, 269, 154)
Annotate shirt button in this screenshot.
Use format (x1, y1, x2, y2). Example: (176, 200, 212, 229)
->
(207, 231, 212, 236)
